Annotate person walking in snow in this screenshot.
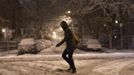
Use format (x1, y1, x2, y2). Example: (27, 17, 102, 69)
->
(56, 21, 79, 73)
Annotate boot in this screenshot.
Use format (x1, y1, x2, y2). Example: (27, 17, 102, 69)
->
(66, 67, 72, 71)
(70, 69, 76, 73)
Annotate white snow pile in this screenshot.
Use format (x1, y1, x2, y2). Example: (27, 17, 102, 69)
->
(35, 39, 52, 51)
(17, 38, 52, 55)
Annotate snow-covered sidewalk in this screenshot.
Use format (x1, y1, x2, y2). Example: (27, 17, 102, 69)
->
(0, 52, 134, 62)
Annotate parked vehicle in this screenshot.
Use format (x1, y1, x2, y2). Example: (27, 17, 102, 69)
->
(17, 38, 37, 55)
(78, 39, 103, 52)
(86, 39, 102, 51)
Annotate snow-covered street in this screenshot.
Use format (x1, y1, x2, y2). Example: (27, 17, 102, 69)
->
(0, 58, 134, 75)
(1, 52, 134, 62)
(0, 0, 133, 75)
(0, 48, 134, 75)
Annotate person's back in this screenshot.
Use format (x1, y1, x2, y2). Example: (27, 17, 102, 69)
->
(64, 28, 74, 48)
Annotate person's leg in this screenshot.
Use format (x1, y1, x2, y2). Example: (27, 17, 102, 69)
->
(62, 49, 70, 67)
(62, 48, 74, 71)
(68, 48, 76, 73)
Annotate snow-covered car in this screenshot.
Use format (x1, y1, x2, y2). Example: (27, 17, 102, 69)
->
(79, 39, 102, 51)
(86, 39, 102, 51)
(17, 38, 52, 55)
(17, 38, 37, 55)
(35, 39, 52, 51)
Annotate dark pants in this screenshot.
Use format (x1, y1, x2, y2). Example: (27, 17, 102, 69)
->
(62, 47, 76, 70)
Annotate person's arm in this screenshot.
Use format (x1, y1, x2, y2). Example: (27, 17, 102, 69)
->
(56, 30, 70, 47)
(56, 38, 65, 47)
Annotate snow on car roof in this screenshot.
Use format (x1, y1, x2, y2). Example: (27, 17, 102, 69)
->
(19, 38, 35, 45)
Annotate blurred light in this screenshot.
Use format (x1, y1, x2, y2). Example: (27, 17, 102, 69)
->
(63, 16, 72, 24)
(115, 20, 118, 24)
(114, 35, 117, 39)
(68, 17, 71, 19)
(67, 11, 71, 14)
(53, 31, 57, 39)
(59, 37, 62, 40)
(120, 23, 123, 27)
(2, 29, 6, 33)
(104, 24, 107, 27)
(59, 27, 62, 31)
(56, 27, 62, 32)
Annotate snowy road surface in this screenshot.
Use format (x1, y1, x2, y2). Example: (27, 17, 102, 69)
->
(0, 53, 134, 75)
(0, 58, 134, 75)
(0, 52, 134, 61)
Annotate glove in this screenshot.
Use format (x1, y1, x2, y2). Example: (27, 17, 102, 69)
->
(56, 44, 60, 47)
